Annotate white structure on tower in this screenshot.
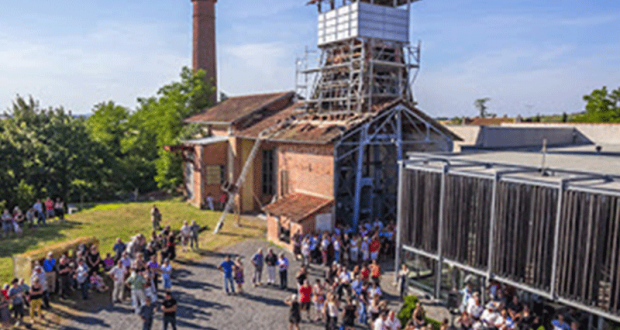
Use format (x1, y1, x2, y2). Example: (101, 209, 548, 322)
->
(300, 0, 421, 113)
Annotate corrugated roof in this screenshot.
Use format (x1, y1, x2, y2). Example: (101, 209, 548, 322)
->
(263, 193, 334, 223)
(184, 91, 294, 124)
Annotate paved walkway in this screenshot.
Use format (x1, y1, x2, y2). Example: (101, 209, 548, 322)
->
(60, 239, 407, 330)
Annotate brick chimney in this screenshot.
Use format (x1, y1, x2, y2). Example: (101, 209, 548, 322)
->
(192, 0, 217, 105)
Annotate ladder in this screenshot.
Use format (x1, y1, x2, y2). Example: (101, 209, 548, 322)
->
(213, 120, 289, 234)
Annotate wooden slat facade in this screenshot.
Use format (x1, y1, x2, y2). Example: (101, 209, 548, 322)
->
(399, 168, 620, 318)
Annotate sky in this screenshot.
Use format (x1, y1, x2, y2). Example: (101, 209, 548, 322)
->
(0, 0, 619, 118)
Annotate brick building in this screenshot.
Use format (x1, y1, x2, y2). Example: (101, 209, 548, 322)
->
(179, 0, 461, 248)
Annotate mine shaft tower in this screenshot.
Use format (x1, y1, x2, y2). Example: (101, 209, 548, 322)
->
(297, 0, 454, 228)
(302, 0, 421, 113)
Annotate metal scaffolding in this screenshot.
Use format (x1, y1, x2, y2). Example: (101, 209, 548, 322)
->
(333, 104, 453, 229)
(299, 38, 420, 113)
(397, 153, 620, 323)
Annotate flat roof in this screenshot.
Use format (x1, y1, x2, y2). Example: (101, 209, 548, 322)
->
(406, 144, 620, 193)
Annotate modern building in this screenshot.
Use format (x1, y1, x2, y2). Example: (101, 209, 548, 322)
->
(396, 142, 620, 323)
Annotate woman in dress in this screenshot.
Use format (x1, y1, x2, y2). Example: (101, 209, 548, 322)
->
(234, 257, 244, 294)
(285, 294, 301, 330)
(86, 245, 102, 275)
(313, 279, 325, 323)
(412, 304, 426, 328)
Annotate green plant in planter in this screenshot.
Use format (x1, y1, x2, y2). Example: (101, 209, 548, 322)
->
(397, 295, 420, 326)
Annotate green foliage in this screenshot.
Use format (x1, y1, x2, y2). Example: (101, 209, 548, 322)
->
(397, 295, 442, 330)
(16, 180, 36, 211)
(474, 98, 491, 118)
(131, 67, 214, 191)
(574, 86, 620, 123)
(0, 67, 214, 207)
(397, 295, 419, 326)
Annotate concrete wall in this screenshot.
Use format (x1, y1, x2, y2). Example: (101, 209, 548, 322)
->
(447, 125, 591, 151)
(502, 123, 620, 145)
(276, 143, 335, 199)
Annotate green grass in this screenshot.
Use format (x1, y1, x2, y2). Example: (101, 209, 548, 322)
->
(0, 198, 265, 285)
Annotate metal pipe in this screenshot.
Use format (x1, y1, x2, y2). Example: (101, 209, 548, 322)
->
(549, 180, 566, 298)
(402, 244, 439, 260)
(395, 160, 405, 282)
(435, 164, 448, 298)
(487, 173, 499, 277)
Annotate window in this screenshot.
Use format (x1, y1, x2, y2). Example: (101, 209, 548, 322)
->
(262, 150, 275, 195)
(205, 165, 225, 185)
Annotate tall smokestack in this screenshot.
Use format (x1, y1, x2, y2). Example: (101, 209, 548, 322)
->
(192, 0, 217, 105)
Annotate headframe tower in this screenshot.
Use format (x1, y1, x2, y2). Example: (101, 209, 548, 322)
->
(302, 0, 421, 113)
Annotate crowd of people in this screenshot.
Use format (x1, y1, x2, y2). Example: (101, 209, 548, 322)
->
(0, 204, 193, 330)
(454, 280, 581, 330)
(214, 219, 403, 330)
(1, 197, 66, 238)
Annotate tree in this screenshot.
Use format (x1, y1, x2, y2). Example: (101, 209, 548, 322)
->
(130, 67, 215, 191)
(474, 98, 491, 118)
(574, 86, 620, 123)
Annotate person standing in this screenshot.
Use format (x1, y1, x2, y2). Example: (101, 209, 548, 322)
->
(162, 291, 177, 330)
(342, 297, 357, 330)
(33, 199, 45, 225)
(205, 193, 215, 211)
(234, 257, 245, 295)
(179, 221, 191, 252)
(44, 197, 55, 222)
(29, 278, 45, 323)
(126, 269, 147, 314)
(0, 293, 9, 329)
(76, 259, 90, 300)
(284, 294, 301, 330)
(1, 209, 12, 238)
(299, 280, 312, 322)
(54, 198, 65, 222)
(161, 259, 173, 291)
(218, 255, 236, 295)
(265, 249, 278, 286)
(150, 205, 161, 232)
(109, 260, 128, 303)
(31, 266, 49, 309)
(324, 293, 339, 330)
(251, 248, 264, 287)
(370, 259, 381, 285)
(42, 252, 57, 295)
(8, 279, 25, 326)
(189, 220, 200, 250)
(113, 238, 126, 262)
(139, 296, 155, 330)
(374, 310, 388, 330)
(397, 264, 409, 299)
(278, 253, 289, 290)
(57, 256, 72, 299)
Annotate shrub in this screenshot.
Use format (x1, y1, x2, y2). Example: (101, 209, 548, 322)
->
(397, 295, 442, 330)
(397, 295, 419, 326)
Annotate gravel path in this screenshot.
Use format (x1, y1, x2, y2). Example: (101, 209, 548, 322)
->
(61, 239, 404, 330)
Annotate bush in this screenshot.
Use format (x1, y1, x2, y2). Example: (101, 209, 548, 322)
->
(397, 295, 442, 330)
(397, 295, 419, 326)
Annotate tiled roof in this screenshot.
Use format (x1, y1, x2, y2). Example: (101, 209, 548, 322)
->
(234, 103, 303, 139)
(184, 91, 294, 124)
(262, 193, 334, 223)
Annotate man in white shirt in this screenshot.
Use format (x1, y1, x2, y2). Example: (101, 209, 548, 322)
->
(109, 260, 128, 303)
(386, 310, 401, 330)
(481, 303, 501, 328)
(374, 310, 388, 330)
(467, 295, 484, 320)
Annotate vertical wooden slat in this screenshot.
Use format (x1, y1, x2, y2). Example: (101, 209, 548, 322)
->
(611, 198, 620, 312)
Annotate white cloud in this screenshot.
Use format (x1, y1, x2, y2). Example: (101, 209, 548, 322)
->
(0, 21, 189, 114)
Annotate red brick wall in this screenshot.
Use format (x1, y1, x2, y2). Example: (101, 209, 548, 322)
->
(276, 143, 334, 199)
(192, 0, 217, 105)
(266, 203, 334, 252)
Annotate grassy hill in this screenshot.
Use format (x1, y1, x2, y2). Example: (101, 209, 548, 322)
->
(0, 199, 265, 285)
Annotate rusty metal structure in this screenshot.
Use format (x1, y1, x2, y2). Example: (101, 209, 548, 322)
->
(396, 153, 620, 323)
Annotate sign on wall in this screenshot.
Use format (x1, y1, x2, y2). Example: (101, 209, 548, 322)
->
(315, 213, 333, 232)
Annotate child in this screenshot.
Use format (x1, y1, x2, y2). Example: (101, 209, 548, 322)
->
(90, 273, 109, 293)
(103, 253, 115, 272)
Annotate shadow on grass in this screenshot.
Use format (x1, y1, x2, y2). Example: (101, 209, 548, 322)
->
(0, 221, 81, 258)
